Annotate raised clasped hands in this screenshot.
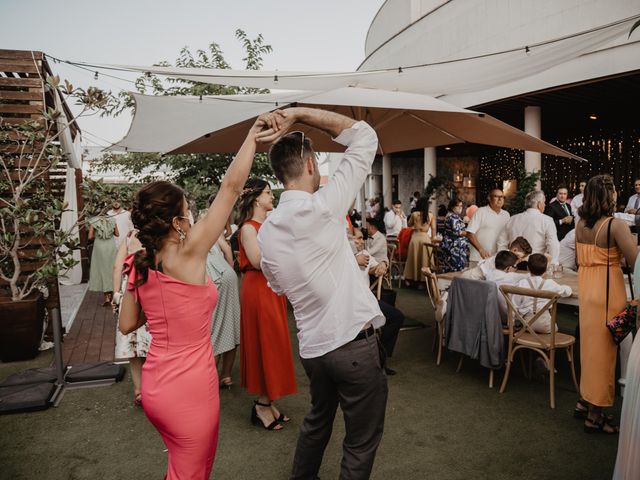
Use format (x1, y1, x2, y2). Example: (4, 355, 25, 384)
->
(253, 108, 298, 144)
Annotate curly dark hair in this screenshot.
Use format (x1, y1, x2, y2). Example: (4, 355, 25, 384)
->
(578, 175, 616, 229)
(130, 181, 186, 285)
(235, 177, 269, 228)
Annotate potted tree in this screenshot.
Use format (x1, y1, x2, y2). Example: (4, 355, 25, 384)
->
(0, 76, 108, 361)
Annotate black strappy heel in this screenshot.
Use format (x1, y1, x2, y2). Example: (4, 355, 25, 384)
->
(251, 400, 282, 430)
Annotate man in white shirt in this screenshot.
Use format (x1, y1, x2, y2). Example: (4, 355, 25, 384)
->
(107, 200, 133, 247)
(624, 178, 640, 215)
(497, 190, 560, 264)
(466, 189, 511, 261)
(558, 229, 577, 271)
(570, 180, 586, 222)
(366, 218, 389, 265)
(383, 200, 407, 237)
(257, 108, 387, 480)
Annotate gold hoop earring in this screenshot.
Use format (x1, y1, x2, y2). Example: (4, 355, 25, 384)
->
(177, 228, 186, 242)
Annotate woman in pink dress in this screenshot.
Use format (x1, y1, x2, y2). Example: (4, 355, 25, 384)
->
(119, 112, 283, 479)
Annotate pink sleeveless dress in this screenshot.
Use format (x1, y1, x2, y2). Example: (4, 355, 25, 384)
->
(124, 254, 220, 479)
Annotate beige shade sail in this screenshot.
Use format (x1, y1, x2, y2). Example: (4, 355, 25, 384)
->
(136, 87, 584, 160)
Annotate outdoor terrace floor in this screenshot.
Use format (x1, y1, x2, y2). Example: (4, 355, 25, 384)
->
(0, 288, 621, 479)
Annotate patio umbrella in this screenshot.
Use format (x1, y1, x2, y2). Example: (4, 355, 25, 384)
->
(110, 87, 584, 160)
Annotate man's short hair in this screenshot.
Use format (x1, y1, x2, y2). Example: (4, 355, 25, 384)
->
(557, 185, 568, 192)
(268, 132, 314, 185)
(495, 251, 518, 271)
(509, 236, 532, 255)
(527, 253, 548, 276)
(525, 190, 545, 209)
(392, 199, 402, 205)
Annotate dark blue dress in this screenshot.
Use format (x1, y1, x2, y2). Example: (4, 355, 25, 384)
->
(439, 212, 469, 272)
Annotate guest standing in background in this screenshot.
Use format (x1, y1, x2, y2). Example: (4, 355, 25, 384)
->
(404, 197, 437, 282)
(466, 189, 510, 261)
(497, 190, 559, 264)
(574, 174, 637, 434)
(438, 198, 469, 272)
(206, 195, 241, 389)
(88, 212, 119, 306)
(571, 180, 587, 223)
(545, 185, 575, 241)
(623, 178, 640, 215)
(237, 177, 297, 431)
(107, 199, 134, 247)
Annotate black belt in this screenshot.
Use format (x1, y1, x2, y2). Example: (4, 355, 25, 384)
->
(351, 326, 376, 343)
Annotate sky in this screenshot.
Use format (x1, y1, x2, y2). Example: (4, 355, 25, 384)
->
(0, 0, 385, 147)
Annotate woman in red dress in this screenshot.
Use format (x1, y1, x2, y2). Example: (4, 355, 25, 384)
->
(237, 177, 297, 431)
(118, 113, 281, 478)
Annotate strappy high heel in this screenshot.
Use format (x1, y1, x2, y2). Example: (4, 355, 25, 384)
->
(270, 402, 290, 423)
(251, 400, 282, 431)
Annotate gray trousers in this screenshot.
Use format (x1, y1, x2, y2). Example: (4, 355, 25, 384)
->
(290, 333, 388, 480)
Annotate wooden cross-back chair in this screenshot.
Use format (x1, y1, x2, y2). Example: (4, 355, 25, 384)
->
(384, 243, 397, 289)
(422, 242, 441, 274)
(499, 284, 579, 408)
(422, 266, 445, 365)
(370, 275, 383, 300)
(387, 240, 406, 288)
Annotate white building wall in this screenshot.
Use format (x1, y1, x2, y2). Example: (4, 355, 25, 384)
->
(361, 0, 640, 107)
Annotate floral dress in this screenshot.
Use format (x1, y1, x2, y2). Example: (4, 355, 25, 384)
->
(439, 212, 469, 272)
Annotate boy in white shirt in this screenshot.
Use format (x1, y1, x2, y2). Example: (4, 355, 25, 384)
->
(483, 250, 529, 322)
(513, 253, 572, 333)
(463, 236, 532, 280)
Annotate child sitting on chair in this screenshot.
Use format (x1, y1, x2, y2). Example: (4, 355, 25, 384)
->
(513, 253, 572, 333)
(462, 236, 532, 280)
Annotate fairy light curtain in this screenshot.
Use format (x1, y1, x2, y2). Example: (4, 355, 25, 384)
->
(478, 128, 640, 208)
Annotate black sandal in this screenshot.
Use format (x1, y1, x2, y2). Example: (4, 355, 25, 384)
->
(573, 399, 614, 422)
(584, 414, 619, 434)
(251, 401, 282, 431)
(270, 402, 290, 423)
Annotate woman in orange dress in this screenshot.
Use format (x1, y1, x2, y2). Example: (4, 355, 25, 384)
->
(118, 112, 281, 478)
(237, 177, 297, 431)
(575, 175, 637, 434)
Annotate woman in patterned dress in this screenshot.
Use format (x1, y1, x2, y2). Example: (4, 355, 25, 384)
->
(88, 214, 119, 305)
(439, 198, 470, 272)
(206, 237, 241, 389)
(113, 230, 151, 405)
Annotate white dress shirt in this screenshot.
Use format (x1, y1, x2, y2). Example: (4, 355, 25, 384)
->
(513, 276, 571, 333)
(497, 209, 560, 264)
(465, 205, 510, 261)
(558, 229, 577, 271)
(383, 210, 407, 237)
(366, 231, 388, 264)
(570, 193, 583, 220)
(625, 193, 640, 213)
(107, 209, 134, 247)
(356, 250, 378, 287)
(258, 122, 384, 359)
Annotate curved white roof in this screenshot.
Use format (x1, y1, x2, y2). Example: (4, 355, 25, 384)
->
(361, 0, 640, 107)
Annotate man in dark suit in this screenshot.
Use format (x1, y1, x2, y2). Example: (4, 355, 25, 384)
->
(545, 185, 574, 241)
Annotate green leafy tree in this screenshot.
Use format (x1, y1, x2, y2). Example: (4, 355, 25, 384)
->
(95, 30, 275, 210)
(505, 167, 541, 215)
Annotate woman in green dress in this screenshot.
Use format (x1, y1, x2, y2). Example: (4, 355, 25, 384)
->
(88, 214, 119, 305)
